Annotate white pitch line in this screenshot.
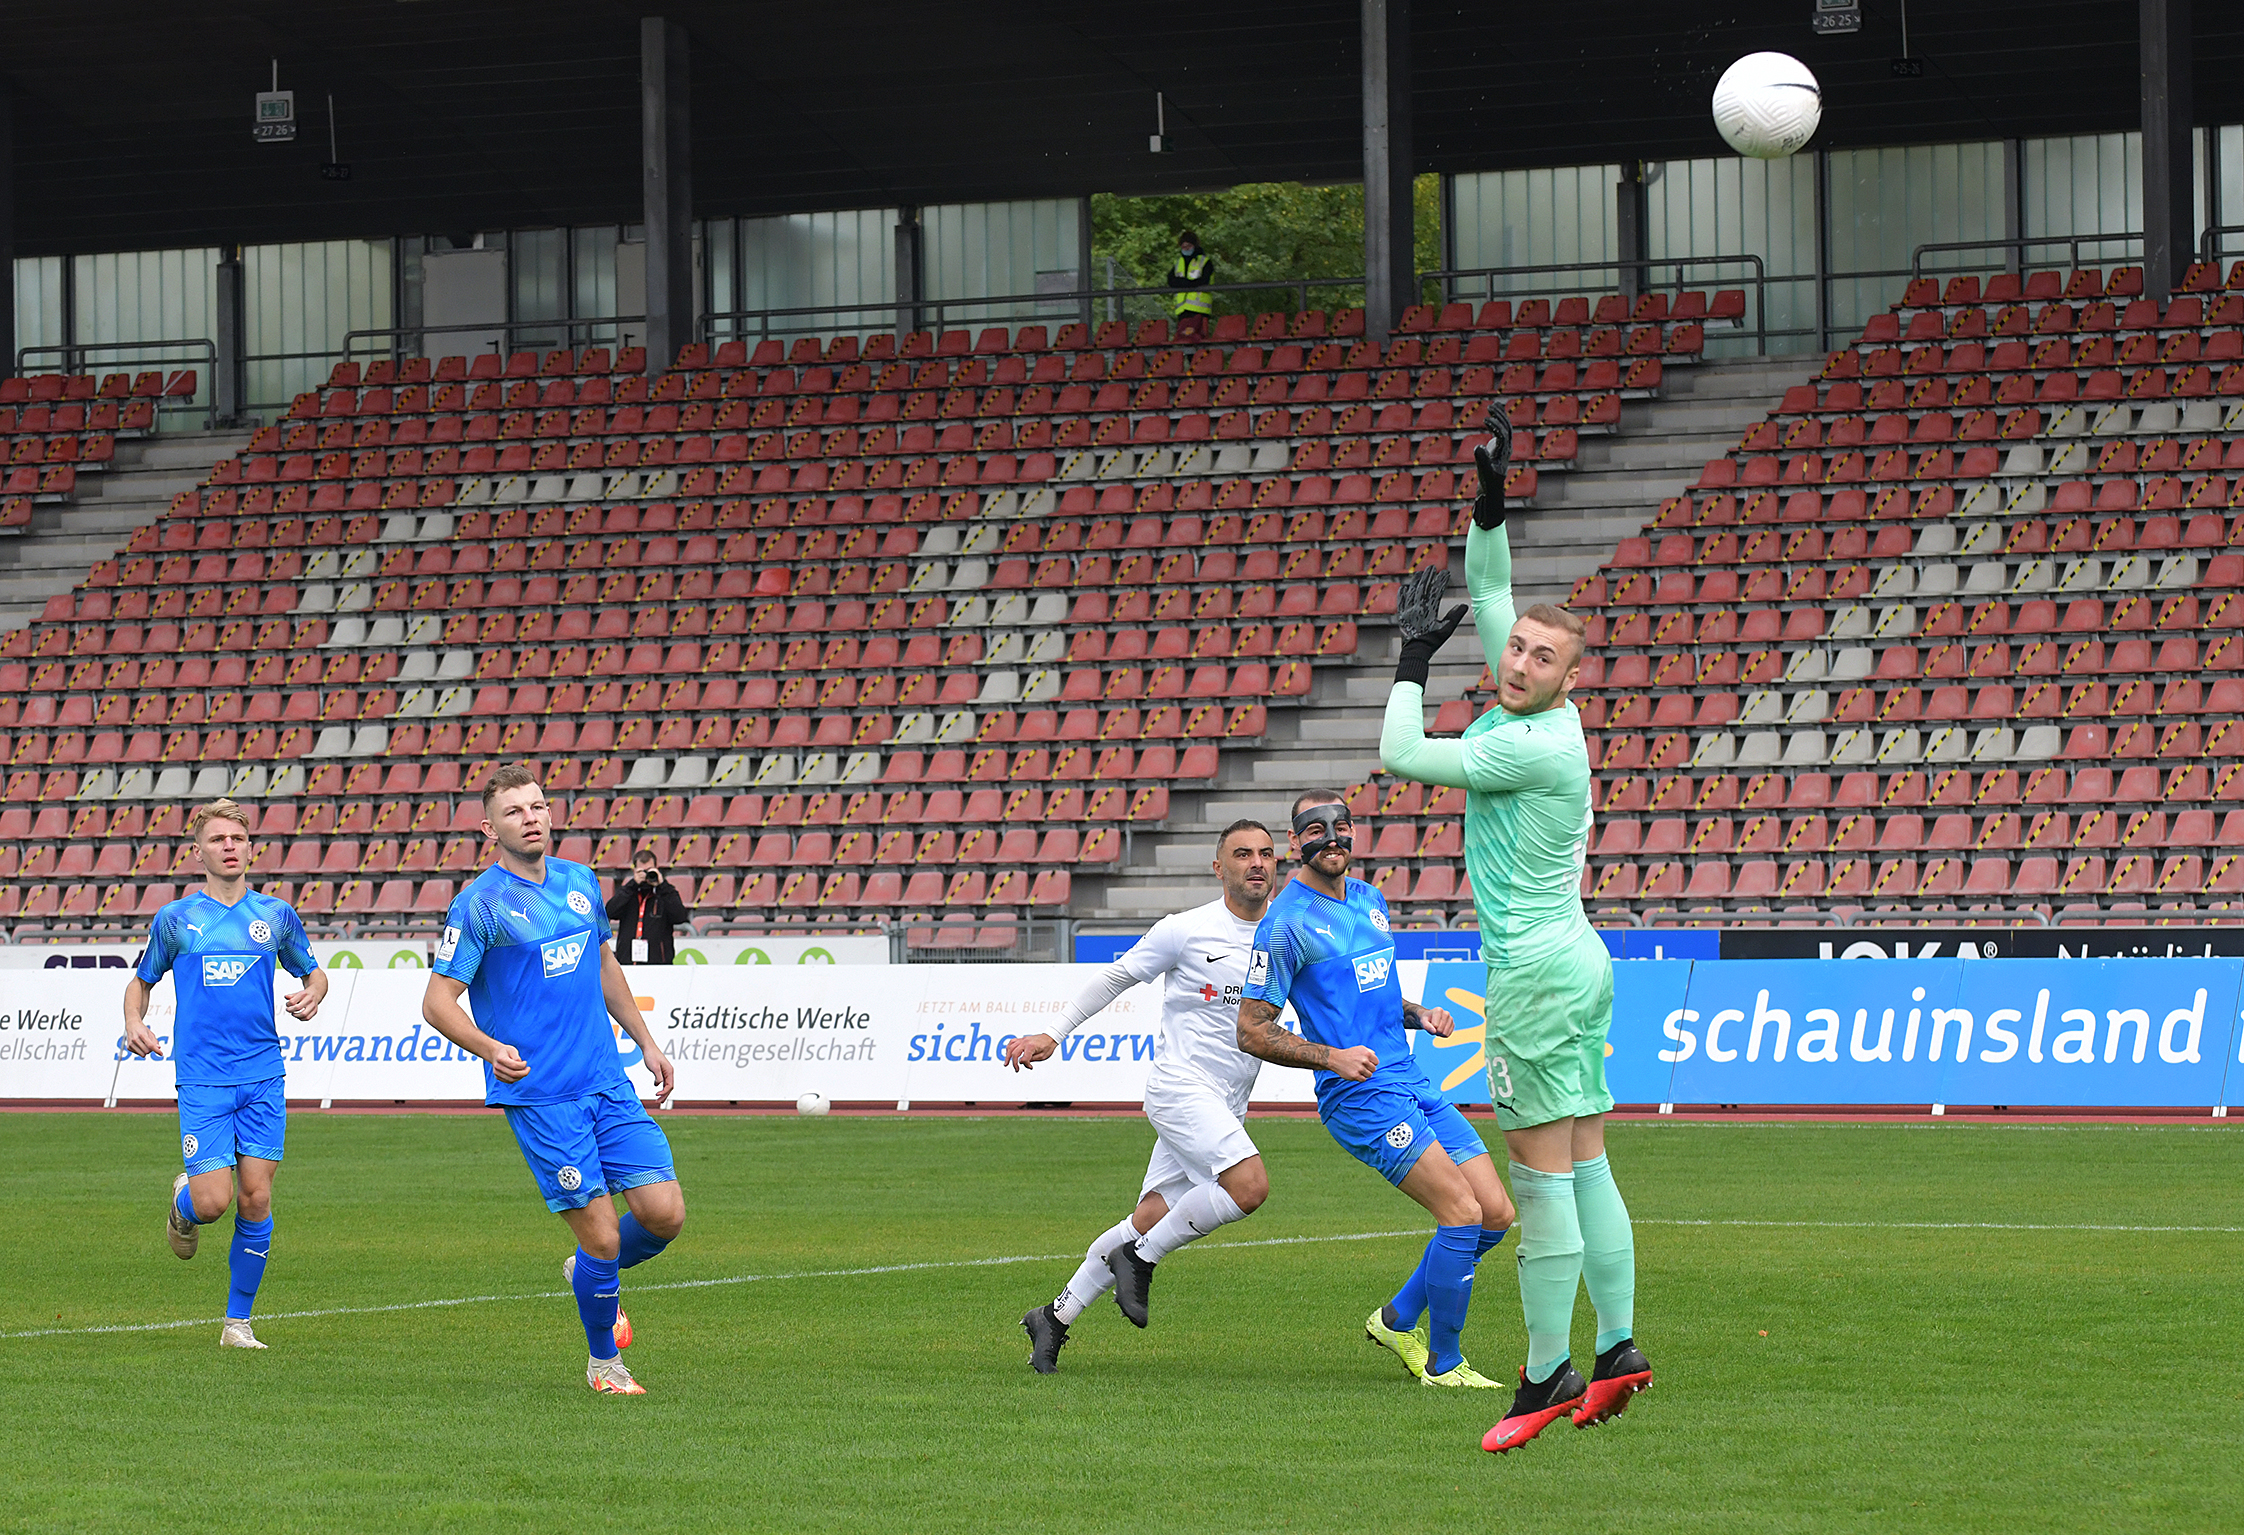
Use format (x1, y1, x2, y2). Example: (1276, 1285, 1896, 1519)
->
(0, 1227, 1426, 1343)
(1640, 1217, 2244, 1234)
(6, 1216, 2234, 1344)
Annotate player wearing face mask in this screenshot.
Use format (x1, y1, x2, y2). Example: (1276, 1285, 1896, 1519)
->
(1233, 793, 1516, 1391)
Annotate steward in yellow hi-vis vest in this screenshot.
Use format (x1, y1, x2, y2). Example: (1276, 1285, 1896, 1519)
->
(1168, 230, 1214, 339)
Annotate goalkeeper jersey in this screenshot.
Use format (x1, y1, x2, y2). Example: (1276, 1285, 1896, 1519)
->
(1454, 522, 1596, 965)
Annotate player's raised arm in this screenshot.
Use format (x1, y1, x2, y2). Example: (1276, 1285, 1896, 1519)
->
(599, 945, 674, 1106)
(1464, 421, 1520, 651)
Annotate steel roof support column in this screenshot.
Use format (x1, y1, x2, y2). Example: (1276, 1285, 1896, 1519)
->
(641, 17, 694, 372)
(214, 248, 244, 426)
(1361, 0, 1413, 345)
(2140, 0, 2194, 303)
(0, 82, 13, 382)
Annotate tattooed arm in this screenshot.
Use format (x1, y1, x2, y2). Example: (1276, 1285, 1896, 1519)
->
(1236, 998, 1379, 1081)
(1401, 1000, 1456, 1037)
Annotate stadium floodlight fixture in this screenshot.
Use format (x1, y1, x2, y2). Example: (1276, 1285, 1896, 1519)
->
(1150, 92, 1168, 154)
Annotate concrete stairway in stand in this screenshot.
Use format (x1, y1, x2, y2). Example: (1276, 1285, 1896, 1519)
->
(0, 430, 252, 631)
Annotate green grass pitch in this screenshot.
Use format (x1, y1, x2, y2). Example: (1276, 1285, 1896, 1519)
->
(6, 1113, 2239, 1533)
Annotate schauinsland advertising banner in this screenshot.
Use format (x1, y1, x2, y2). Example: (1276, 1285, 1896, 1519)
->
(4, 960, 2236, 1110)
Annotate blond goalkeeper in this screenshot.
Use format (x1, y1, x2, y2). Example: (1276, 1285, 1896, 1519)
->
(1377, 418, 1651, 1453)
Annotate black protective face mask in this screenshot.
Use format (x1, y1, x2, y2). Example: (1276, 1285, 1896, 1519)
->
(1291, 804, 1352, 862)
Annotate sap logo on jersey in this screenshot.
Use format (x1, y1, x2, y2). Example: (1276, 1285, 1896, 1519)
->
(201, 955, 256, 987)
(1353, 951, 1393, 992)
(541, 930, 592, 979)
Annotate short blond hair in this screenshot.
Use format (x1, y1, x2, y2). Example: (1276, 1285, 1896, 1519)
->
(188, 798, 253, 839)
(1518, 602, 1587, 665)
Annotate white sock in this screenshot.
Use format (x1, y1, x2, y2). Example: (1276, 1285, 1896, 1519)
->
(1053, 1215, 1141, 1323)
(1135, 1183, 1248, 1264)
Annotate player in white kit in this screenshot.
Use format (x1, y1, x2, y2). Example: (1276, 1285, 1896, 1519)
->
(1006, 820, 1279, 1372)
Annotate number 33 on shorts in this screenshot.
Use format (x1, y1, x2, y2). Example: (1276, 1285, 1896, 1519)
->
(1488, 1053, 1515, 1100)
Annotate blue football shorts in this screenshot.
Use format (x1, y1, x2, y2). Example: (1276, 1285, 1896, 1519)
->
(502, 1084, 677, 1212)
(177, 1076, 287, 1175)
(1318, 1069, 1488, 1188)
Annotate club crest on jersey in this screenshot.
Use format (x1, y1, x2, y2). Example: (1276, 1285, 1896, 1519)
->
(567, 889, 593, 916)
(248, 919, 273, 945)
(1367, 906, 1390, 935)
(1353, 951, 1393, 992)
(541, 930, 592, 978)
(1385, 1122, 1414, 1150)
(556, 1166, 582, 1192)
(201, 955, 256, 987)
(182, 1134, 199, 1159)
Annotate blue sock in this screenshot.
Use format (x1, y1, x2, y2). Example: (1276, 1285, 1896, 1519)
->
(616, 1212, 671, 1270)
(175, 1182, 210, 1225)
(570, 1248, 622, 1361)
(1386, 1245, 1434, 1331)
(1390, 1226, 1511, 1333)
(1423, 1224, 1483, 1377)
(227, 1216, 273, 1319)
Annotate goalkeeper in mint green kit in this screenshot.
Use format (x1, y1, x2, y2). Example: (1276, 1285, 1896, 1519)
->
(1379, 415, 1652, 1454)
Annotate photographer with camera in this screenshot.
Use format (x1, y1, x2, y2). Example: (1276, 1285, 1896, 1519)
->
(606, 847, 692, 966)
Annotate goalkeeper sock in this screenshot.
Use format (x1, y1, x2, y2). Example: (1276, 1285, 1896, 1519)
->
(1572, 1154, 1637, 1353)
(616, 1212, 670, 1270)
(1511, 1162, 1583, 1383)
(1054, 1214, 1139, 1324)
(226, 1215, 273, 1319)
(1135, 1182, 1246, 1263)
(1422, 1224, 1483, 1377)
(569, 1248, 622, 1362)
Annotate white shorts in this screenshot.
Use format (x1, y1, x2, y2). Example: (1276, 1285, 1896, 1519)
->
(1138, 1068, 1259, 1201)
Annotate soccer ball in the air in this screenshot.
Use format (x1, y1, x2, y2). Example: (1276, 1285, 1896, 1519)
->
(796, 1092, 830, 1117)
(1711, 52, 1822, 160)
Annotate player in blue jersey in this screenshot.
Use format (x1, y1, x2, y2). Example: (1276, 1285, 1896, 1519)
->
(123, 798, 328, 1350)
(1236, 789, 1515, 1389)
(421, 764, 683, 1396)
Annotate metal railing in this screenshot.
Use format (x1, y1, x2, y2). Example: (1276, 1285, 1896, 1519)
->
(1421, 254, 1772, 356)
(2200, 224, 2244, 262)
(13, 338, 219, 430)
(697, 277, 1372, 349)
(1910, 232, 2148, 278)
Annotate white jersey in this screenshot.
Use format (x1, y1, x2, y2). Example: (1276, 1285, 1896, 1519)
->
(1060, 897, 1264, 1097)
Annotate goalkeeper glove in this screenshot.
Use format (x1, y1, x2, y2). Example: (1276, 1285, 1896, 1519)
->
(1393, 566, 1467, 689)
(1472, 412, 1514, 530)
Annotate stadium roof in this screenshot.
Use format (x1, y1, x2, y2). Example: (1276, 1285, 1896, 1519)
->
(7, 0, 2244, 256)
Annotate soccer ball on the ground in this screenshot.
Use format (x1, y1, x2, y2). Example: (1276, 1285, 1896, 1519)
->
(1711, 52, 1822, 159)
(796, 1092, 830, 1117)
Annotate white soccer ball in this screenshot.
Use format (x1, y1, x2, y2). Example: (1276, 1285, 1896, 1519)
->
(1711, 52, 1823, 160)
(795, 1091, 829, 1117)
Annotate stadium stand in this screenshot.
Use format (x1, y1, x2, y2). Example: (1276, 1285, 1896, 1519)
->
(0, 298, 1729, 936)
(1346, 259, 2244, 926)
